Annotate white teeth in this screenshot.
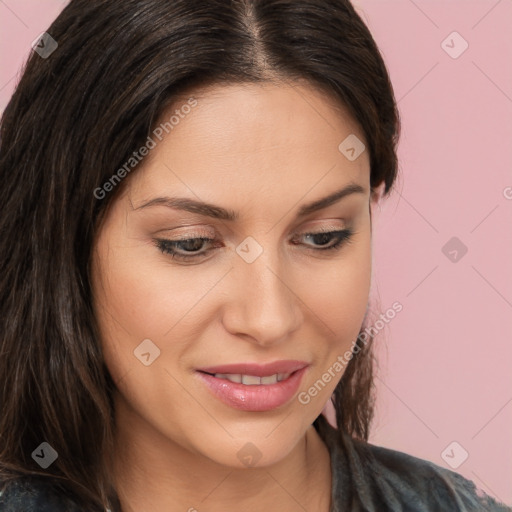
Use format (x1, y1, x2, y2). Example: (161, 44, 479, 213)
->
(214, 373, 241, 383)
(213, 372, 292, 385)
(260, 374, 278, 385)
(242, 375, 261, 385)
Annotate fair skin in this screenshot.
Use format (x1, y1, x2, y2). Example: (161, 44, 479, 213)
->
(91, 80, 376, 512)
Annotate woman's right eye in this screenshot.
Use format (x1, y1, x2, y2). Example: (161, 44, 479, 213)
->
(154, 237, 218, 262)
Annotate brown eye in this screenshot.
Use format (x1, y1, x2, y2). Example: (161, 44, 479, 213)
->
(154, 237, 218, 261)
(293, 229, 354, 251)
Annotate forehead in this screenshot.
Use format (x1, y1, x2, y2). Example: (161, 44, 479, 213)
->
(163, 80, 365, 153)
(127, 81, 370, 203)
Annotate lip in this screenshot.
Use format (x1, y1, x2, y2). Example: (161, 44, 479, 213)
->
(196, 360, 308, 377)
(196, 364, 309, 412)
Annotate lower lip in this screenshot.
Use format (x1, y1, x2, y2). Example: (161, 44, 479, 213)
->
(196, 367, 308, 412)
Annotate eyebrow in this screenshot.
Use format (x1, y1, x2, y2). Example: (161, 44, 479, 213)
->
(133, 182, 366, 221)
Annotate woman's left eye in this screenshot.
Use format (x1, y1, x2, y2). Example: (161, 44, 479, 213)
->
(154, 228, 354, 262)
(294, 228, 354, 252)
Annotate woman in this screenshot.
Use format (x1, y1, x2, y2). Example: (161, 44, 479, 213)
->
(0, 1, 510, 510)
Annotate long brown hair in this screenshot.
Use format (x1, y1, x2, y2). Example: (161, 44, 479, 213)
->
(0, 0, 400, 509)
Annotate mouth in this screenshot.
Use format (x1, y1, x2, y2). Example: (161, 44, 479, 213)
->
(198, 371, 295, 385)
(195, 361, 309, 412)
(195, 359, 308, 378)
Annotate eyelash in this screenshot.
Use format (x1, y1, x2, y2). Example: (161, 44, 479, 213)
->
(153, 228, 354, 262)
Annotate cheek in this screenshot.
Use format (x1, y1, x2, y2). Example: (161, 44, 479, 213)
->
(92, 231, 240, 395)
(298, 228, 372, 405)
(309, 228, 372, 344)
(91, 241, 209, 439)
(91, 235, 168, 381)
(92, 248, 192, 378)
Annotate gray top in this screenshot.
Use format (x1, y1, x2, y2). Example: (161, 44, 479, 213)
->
(313, 413, 512, 511)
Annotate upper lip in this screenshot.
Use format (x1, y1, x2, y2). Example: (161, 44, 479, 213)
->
(196, 360, 309, 377)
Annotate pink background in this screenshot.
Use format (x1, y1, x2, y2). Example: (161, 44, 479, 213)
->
(1, 0, 511, 505)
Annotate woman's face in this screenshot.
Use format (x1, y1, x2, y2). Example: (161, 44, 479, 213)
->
(91, 81, 374, 469)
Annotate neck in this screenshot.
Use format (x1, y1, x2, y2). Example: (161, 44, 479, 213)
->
(112, 395, 332, 512)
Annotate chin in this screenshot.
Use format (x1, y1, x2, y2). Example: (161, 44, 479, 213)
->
(191, 427, 305, 470)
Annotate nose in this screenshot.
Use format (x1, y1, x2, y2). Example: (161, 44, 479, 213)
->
(221, 250, 303, 347)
